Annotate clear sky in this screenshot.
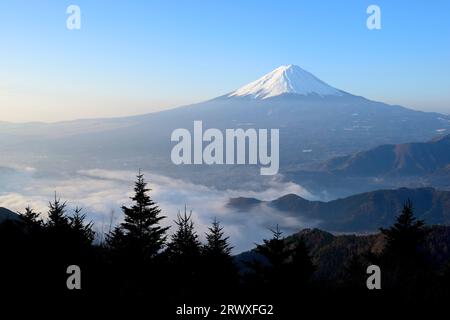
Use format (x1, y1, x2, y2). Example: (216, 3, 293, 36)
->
(1, 0, 449, 122)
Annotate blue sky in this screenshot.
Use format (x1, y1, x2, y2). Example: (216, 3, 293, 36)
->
(1, 0, 449, 122)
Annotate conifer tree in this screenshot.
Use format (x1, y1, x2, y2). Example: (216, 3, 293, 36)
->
(166, 206, 202, 295)
(202, 218, 237, 289)
(288, 238, 315, 284)
(69, 207, 95, 246)
(19, 206, 41, 225)
(250, 225, 292, 289)
(103, 172, 169, 297)
(118, 170, 169, 259)
(252, 225, 315, 291)
(256, 225, 289, 270)
(106, 225, 126, 252)
(46, 194, 69, 229)
(168, 206, 201, 259)
(204, 218, 233, 258)
(40, 194, 74, 293)
(380, 199, 428, 259)
(379, 200, 430, 294)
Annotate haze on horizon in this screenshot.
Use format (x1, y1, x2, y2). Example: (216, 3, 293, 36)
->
(1, 0, 449, 122)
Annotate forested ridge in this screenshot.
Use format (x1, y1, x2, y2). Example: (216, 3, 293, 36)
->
(1, 171, 449, 316)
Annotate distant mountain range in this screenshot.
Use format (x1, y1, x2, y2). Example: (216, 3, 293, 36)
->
(323, 134, 450, 176)
(285, 134, 450, 198)
(228, 187, 450, 232)
(0, 65, 448, 191)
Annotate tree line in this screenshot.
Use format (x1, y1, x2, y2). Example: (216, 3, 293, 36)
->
(0, 171, 449, 314)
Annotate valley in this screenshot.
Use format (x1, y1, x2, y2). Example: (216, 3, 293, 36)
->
(0, 65, 449, 248)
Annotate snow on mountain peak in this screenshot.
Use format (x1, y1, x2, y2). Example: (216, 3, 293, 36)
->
(228, 64, 344, 99)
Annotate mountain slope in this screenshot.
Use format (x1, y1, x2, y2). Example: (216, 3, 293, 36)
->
(228, 64, 345, 99)
(236, 225, 450, 282)
(284, 134, 450, 199)
(323, 134, 450, 175)
(0, 65, 448, 190)
(228, 187, 450, 232)
(0, 208, 19, 224)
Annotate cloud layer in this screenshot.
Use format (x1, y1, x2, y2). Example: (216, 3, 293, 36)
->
(0, 167, 318, 252)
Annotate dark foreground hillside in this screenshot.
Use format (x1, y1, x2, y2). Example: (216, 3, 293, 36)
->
(1, 173, 450, 317)
(237, 226, 450, 283)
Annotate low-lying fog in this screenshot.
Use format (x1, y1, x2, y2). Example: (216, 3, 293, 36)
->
(0, 166, 320, 253)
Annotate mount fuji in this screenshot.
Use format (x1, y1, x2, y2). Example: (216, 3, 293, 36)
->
(228, 64, 345, 99)
(0, 65, 449, 191)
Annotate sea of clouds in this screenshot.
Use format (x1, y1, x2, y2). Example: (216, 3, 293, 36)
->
(0, 166, 320, 252)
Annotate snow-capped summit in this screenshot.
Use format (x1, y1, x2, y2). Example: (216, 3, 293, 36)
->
(228, 64, 344, 99)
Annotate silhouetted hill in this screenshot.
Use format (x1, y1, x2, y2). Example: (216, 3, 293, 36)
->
(226, 197, 262, 210)
(0, 207, 19, 223)
(236, 225, 450, 282)
(228, 187, 450, 232)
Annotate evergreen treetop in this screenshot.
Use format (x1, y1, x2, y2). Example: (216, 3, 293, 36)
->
(168, 206, 201, 258)
(46, 193, 69, 229)
(380, 199, 428, 258)
(19, 206, 42, 227)
(204, 218, 233, 258)
(119, 170, 169, 257)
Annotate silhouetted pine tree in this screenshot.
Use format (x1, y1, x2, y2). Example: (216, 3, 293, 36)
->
(69, 207, 95, 246)
(18, 206, 43, 247)
(39, 195, 75, 294)
(379, 200, 430, 297)
(249, 226, 315, 299)
(103, 171, 169, 298)
(250, 225, 291, 291)
(256, 225, 288, 271)
(288, 237, 315, 285)
(46, 194, 70, 229)
(380, 200, 428, 259)
(44, 194, 72, 251)
(204, 218, 233, 258)
(16, 206, 44, 290)
(166, 206, 202, 298)
(202, 218, 238, 291)
(19, 206, 42, 227)
(118, 171, 169, 259)
(103, 225, 129, 297)
(168, 206, 201, 259)
(106, 225, 126, 253)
